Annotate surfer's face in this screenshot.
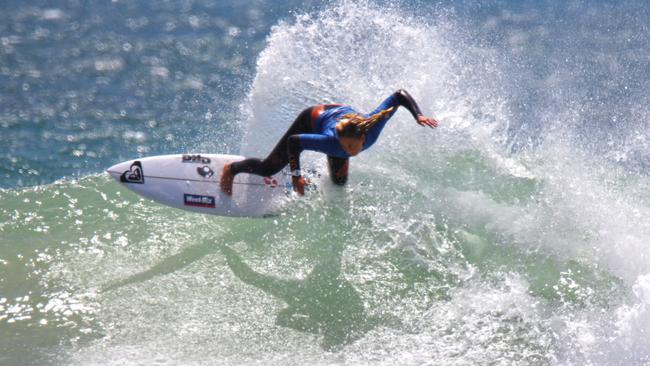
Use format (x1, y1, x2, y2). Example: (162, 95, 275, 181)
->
(339, 135, 364, 156)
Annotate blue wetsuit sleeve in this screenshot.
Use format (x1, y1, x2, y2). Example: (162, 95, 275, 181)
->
(298, 134, 347, 157)
(367, 94, 400, 117)
(368, 89, 423, 120)
(287, 134, 347, 176)
(364, 95, 399, 145)
(365, 90, 424, 144)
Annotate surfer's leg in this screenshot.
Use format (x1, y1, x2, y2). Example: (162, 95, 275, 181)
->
(233, 107, 313, 176)
(327, 156, 349, 185)
(221, 107, 314, 195)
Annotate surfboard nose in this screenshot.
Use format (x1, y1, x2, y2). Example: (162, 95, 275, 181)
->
(106, 161, 132, 182)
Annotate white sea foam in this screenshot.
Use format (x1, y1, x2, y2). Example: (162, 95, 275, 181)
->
(237, 1, 650, 364)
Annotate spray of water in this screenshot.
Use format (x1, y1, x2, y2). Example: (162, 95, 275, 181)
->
(237, 1, 650, 363)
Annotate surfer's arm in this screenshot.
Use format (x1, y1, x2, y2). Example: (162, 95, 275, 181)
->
(288, 134, 340, 195)
(297, 135, 346, 156)
(368, 89, 438, 129)
(287, 135, 304, 178)
(288, 134, 343, 172)
(288, 134, 343, 176)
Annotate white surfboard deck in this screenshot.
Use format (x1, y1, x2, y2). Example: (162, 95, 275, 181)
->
(106, 154, 316, 217)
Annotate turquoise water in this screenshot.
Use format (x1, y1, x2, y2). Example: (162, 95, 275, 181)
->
(2, 1, 650, 364)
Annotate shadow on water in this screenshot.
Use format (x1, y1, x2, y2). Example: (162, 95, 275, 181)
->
(102, 240, 218, 292)
(103, 233, 384, 350)
(219, 241, 384, 351)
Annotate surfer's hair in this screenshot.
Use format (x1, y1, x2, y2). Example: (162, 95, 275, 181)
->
(337, 107, 394, 138)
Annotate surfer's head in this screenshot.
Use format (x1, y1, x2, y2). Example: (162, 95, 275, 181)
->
(336, 107, 394, 156)
(336, 116, 365, 156)
(338, 134, 364, 156)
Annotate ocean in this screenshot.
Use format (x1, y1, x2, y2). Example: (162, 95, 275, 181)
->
(1, 0, 650, 364)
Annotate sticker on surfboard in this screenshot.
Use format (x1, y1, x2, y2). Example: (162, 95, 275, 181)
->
(183, 193, 216, 208)
(120, 161, 144, 184)
(197, 165, 214, 178)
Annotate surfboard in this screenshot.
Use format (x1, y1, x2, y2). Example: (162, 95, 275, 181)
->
(106, 154, 315, 217)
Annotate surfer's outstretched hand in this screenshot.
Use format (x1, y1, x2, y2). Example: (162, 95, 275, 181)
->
(292, 176, 308, 196)
(417, 115, 438, 128)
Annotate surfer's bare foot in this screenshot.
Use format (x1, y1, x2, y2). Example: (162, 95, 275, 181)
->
(220, 163, 234, 196)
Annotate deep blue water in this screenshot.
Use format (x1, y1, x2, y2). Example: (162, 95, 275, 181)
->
(1, 0, 322, 188)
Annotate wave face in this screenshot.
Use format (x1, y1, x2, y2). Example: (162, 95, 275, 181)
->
(2, 0, 650, 365)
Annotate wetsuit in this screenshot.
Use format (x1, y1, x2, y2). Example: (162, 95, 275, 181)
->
(230, 89, 424, 185)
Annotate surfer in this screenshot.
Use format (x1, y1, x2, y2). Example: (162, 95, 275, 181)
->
(220, 89, 438, 195)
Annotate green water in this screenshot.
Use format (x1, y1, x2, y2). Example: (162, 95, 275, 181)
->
(0, 149, 627, 364)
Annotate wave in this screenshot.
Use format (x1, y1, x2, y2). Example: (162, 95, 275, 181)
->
(2, 1, 650, 364)
(232, 0, 650, 362)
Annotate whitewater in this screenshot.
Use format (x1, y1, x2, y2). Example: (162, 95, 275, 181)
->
(1, 1, 650, 365)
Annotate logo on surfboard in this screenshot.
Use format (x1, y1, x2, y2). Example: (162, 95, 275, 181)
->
(183, 193, 216, 208)
(197, 165, 214, 178)
(120, 161, 144, 184)
(182, 154, 211, 164)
